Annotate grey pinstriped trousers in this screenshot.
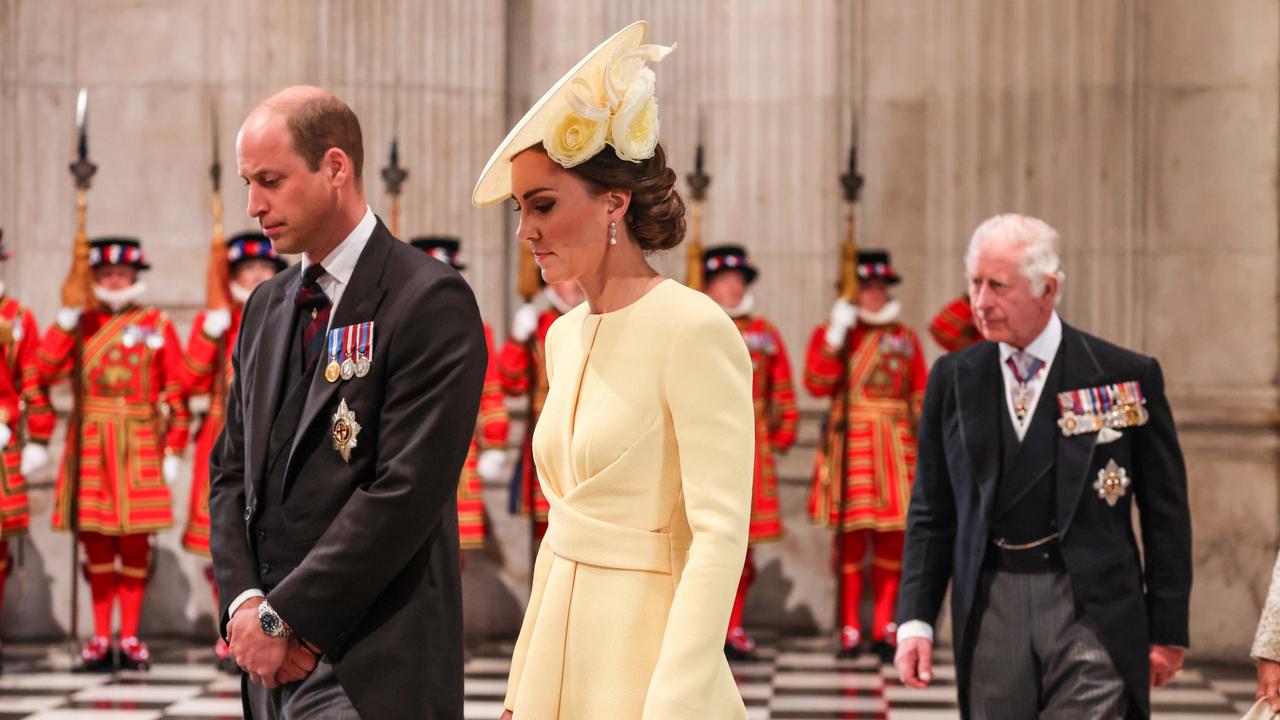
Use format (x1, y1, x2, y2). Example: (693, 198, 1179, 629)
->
(248, 660, 361, 720)
(968, 570, 1127, 719)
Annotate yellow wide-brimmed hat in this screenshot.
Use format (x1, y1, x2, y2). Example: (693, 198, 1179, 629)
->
(471, 21, 675, 208)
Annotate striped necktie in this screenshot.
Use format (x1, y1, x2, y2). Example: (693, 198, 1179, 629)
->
(295, 264, 331, 369)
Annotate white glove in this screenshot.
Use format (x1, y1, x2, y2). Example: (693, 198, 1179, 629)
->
(825, 299, 858, 349)
(476, 449, 508, 483)
(20, 443, 49, 475)
(162, 455, 182, 485)
(202, 309, 232, 339)
(56, 307, 83, 332)
(0, 425, 11, 450)
(511, 303, 539, 343)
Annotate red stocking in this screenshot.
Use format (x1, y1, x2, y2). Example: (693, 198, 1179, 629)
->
(727, 548, 754, 634)
(837, 530, 868, 633)
(117, 534, 151, 639)
(82, 532, 118, 639)
(870, 530, 905, 642)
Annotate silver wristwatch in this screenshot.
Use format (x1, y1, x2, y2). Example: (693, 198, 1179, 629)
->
(258, 600, 291, 638)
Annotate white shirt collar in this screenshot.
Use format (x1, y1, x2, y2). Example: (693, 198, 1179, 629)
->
(999, 311, 1062, 365)
(300, 206, 376, 285)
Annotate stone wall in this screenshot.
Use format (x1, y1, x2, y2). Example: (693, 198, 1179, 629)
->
(0, 0, 1274, 660)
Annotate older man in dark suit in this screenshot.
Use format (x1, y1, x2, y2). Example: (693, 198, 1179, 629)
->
(210, 86, 486, 720)
(894, 214, 1192, 719)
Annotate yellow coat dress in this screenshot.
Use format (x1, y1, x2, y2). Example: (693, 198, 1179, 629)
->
(504, 279, 755, 720)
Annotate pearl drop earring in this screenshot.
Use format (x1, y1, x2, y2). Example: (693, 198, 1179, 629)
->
(608, 221, 617, 245)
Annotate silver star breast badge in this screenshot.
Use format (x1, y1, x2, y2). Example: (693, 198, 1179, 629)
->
(331, 398, 361, 462)
(1093, 459, 1130, 507)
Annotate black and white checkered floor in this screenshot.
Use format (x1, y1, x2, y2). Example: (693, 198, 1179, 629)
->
(0, 637, 1256, 719)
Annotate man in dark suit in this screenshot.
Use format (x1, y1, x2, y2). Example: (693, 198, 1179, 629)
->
(894, 214, 1191, 719)
(210, 86, 486, 719)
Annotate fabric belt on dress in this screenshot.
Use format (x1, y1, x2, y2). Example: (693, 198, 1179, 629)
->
(510, 484, 691, 717)
(545, 490, 687, 574)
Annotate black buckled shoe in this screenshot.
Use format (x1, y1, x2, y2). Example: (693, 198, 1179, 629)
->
(836, 625, 863, 659)
(76, 636, 114, 673)
(723, 627, 760, 662)
(119, 636, 150, 672)
(872, 639, 896, 664)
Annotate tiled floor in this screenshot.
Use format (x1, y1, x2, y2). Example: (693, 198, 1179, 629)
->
(0, 637, 1256, 719)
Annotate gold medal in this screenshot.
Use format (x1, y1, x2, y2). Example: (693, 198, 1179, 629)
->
(1057, 412, 1080, 435)
(331, 398, 361, 462)
(325, 361, 341, 383)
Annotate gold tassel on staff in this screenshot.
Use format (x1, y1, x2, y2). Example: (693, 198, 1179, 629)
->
(684, 129, 711, 291)
(63, 87, 98, 651)
(381, 138, 408, 238)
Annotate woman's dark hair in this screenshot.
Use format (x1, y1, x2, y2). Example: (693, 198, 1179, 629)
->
(560, 143, 686, 252)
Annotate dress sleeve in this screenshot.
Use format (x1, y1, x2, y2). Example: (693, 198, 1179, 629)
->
(502, 318, 562, 711)
(503, 536, 554, 711)
(1254, 550, 1280, 661)
(643, 307, 754, 718)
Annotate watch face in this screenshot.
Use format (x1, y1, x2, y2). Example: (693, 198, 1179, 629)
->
(259, 606, 283, 636)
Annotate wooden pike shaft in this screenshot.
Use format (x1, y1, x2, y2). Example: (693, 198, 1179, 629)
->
(685, 200, 704, 292)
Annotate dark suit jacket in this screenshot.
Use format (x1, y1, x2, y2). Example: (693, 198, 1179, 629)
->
(209, 221, 486, 720)
(896, 322, 1192, 719)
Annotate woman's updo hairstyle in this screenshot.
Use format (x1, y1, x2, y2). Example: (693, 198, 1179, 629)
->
(559, 143, 686, 253)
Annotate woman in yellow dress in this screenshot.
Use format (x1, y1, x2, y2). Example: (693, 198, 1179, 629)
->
(472, 21, 755, 720)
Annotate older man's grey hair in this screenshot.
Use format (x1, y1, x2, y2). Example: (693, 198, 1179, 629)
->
(965, 214, 1065, 299)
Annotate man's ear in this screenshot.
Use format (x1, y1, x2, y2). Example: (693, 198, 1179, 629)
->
(323, 147, 351, 187)
(1042, 274, 1060, 303)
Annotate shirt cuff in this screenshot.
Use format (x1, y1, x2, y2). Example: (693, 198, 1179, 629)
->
(228, 588, 265, 620)
(896, 619, 934, 644)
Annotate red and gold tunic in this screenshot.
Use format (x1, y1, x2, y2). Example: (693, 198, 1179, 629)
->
(0, 297, 55, 539)
(735, 315, 798, 543)
(929, 295, 980, 352)
(805, 321, 927, 532)
(38, 306, 191, 535)
(172, 308, 241, 557)
(496, 309, 560, 523)
(459, 323, 508, 550)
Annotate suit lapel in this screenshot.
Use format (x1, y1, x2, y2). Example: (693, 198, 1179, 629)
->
(248, 271, 299, 497)
(1055, 323, 1106, 535)
(956, 342, 1002, 519)
(285, 223, 393, 471)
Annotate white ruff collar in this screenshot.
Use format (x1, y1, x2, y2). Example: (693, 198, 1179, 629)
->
(543, 286, 582, 315)
(858, 298, 900, 326)
(723, 293, 755, 319)
(230, 280, 254, 304)
(93, 281, 147, 313)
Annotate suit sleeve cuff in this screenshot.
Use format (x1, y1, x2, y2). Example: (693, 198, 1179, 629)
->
(228, 588, 265, 620)
(896, 619, 934, 644)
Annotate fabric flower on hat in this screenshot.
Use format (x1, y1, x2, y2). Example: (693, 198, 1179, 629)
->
(543, 42, 675, 168)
